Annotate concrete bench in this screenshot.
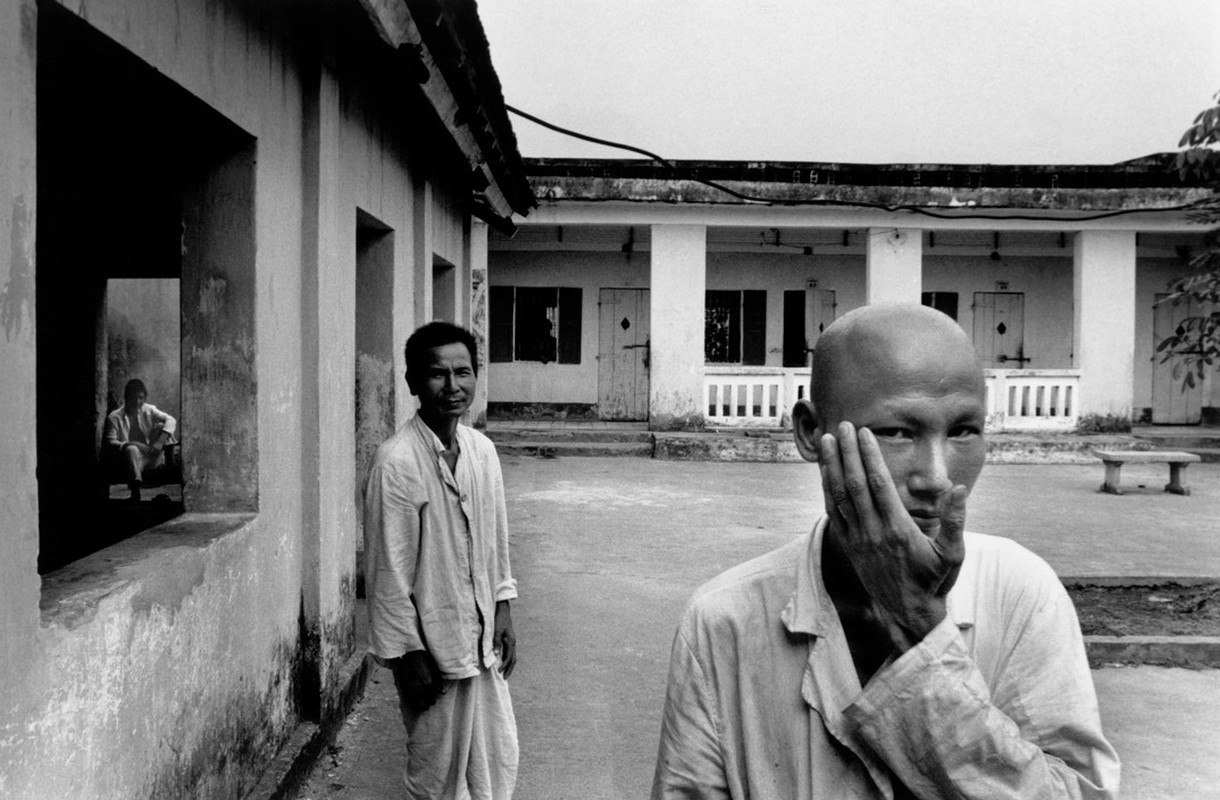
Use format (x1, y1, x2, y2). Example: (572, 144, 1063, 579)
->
(1092, 449, 1201, 496)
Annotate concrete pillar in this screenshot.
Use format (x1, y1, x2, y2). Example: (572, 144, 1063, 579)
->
(299, 64, 357, 721)
(413, 176, 433, 324)
(1074, 230, 1137, 418)
(649, 224, 707, 430)
(468, 220, 490, 427)
(865, 227, 922, 303)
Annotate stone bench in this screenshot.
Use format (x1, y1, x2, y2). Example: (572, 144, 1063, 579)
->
(1092, 449, 1202, 496)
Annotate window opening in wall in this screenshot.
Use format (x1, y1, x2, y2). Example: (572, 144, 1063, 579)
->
(705, 290, 766, 365)
(488, 286, 582, 364)
(922, 291, 960, 321)
(36, 3, 256, 573)
(355, 211, 396, 595)
(433, 255, 456, 323)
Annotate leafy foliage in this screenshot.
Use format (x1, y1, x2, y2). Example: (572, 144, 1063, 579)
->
(1159, 92, 1220, 389)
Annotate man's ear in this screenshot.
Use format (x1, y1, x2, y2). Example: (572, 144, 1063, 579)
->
(791, 399, 822, 463)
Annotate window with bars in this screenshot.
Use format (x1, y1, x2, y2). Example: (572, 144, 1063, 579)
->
(705, 290, 766, 365)
(489, 285, 582, 364)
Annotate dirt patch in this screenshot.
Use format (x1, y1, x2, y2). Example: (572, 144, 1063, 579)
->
(1067, 583, 1220, 637)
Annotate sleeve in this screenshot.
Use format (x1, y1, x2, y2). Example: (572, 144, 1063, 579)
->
(489, 443, 518, 602)
(651, 610, 731, 800)
(102, 413, 122, 448)
(363, 457, 426, 661)
(154, 406, 177, 438)
(845, 569, 1120, 800)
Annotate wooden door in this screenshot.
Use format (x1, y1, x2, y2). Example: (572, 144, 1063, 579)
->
(973, 292, 1027, 368)
(1152, 293, 1203, 424)
(806, 288, 836, 362)
(598, 288, 650, 420)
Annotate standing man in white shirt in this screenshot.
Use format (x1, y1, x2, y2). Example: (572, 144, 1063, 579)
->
(652, 304, 1120, 799)
(364, 321, 519, 800)
(103, 378, 177, 501)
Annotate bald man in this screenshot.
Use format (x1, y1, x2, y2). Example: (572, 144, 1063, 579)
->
(652, 304, 1119, 800)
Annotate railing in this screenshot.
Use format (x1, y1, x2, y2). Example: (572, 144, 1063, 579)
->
(984, 369, 1080, 431)
(704, 366, 810, 427)
(703, 366, 1080, 432)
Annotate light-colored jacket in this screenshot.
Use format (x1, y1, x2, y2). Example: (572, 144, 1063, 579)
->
(103, 403, 177, 447)
(653, 518, 1120, 800)
(363, 414, 517, 679)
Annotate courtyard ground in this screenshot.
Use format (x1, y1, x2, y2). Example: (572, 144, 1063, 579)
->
(292, 458, 1220, 800)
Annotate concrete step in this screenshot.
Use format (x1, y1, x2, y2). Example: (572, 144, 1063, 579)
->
(1182, 447, 1220, 463)
(495, 441, 655, 458)
(1132, 427, 1220, 451)
(1134, 436, 1220, 451)
(486, 428, 653, 444)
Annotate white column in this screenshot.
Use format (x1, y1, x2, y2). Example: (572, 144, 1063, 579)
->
(1073, 230, 1137, 418)
(468, 220, 490, 427)
(865, 227, 922, 303)
(650, 224, 707, 430)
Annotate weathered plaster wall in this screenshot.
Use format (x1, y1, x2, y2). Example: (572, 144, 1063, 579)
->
(0, 0, 41, 767)
(707, 252, 867, 367)
(923, 254, 1076, 369)
(0, 0, 311, 794)
(0, 0, 474, 794)
(106, 279, 181, 425)
(432, 177, 467, 286)
(488, 250, 647, 403)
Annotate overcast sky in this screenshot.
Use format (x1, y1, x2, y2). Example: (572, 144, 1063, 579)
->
(479, 0, 1220, 165)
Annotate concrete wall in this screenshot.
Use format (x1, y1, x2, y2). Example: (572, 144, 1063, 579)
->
(924, 254, 1076, 369)
(489, 246, 1102, 408)
(1, 1, 477, 797)
(106, 279, 181, 429)
(488, 250, 647, 403)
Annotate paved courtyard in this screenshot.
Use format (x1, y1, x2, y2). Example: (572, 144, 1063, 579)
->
(294, 458, 1220, 800)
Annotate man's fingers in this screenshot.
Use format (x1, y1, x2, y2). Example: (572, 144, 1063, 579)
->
(819, 433, 860, 531)
(856, 427, 908, 527)
(933, 485, 968, 564)
(835, 422, 882, 535)
(500, 639, 517, 678)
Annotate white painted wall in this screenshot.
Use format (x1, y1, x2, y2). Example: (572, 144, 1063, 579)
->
(924, 254, 1076, 369)
(707, 252, 866, 366)
(488, 250, 647, 403)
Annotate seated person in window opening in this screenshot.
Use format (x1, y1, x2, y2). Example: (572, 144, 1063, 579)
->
(103, 378, 177, 501)
(652, 304, 1119, 800)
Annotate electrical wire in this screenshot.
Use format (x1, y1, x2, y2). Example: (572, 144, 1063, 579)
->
(506, 104, 1206, 222)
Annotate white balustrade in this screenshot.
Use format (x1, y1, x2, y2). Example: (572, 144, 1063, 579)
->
(984, 369, 1080, 431)
(704, 367, 810, 427)
(703, 366, 1079, 431)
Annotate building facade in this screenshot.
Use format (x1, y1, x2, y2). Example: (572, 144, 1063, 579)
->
(488, 158, 1215, 431)
(0, 0, 531, 796)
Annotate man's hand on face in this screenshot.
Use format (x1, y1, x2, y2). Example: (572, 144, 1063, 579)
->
(493, 600, 517, 678)
(819, 421, 967, 652)
(395, 650, 445, 713)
